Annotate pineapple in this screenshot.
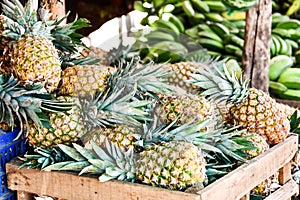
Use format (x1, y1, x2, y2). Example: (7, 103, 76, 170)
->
(82, 124, 141, 151)
(45, 140, 207, 191)
(0, 74, 72, 138)
(136, 141, 206, 190)
(28, 96, 86, 148)
(152, 93, 216, 130)
(59, 65, 115, 98)
(241, 132, 269, 158)
(188, 61, 290, 145)
(251, 172, 280, 197)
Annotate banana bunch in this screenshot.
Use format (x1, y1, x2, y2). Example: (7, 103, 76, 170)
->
(222, 0, 257, 11)
(272, 0, 300, 17)
(268, 55, 300, 100)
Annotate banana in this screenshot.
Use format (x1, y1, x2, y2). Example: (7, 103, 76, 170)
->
(278, 68, 300, 90)
(231, 20, 246, 29)
(151, 41, 188, 56)
(207, 50, 222, 57)
(222, 11, 246, 21)
(197, 24, 213, 32)
(228, 34, 244, 48)
(272, 13, 290, 28)
(182, 0, 196, 17)
(269, 81, 288, 94)
(225, 59, 242, 78)
(169, 14, 185, 33)
(204, 13, 224, 22)
(198, 31, 223, 43)
(271, 35, 281, 55)
(198, 38, 224, 51)
(272, 28, 291, 39)
(203, 1, 227, 12)
(278, 89, 300, 100)
(224, 44, 243, 57)
(190, 0, 210, 13)
(150, 19, 181, 36)
(288, 28, 300, 41)
(269, 55, 294, 80)
(145, 31, 175, 41)
(270, 38, 276, 57)
(273, 34, 289, 55)
(286, 0, 300, 16)
(222, 0, 257, 11)
(285, 39, 299, 50)
(210, 22, 230, 38)
(276, 19, 300, 29)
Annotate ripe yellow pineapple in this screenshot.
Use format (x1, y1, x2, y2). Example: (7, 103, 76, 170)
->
(189, 60, 290, 145)
(1, 0, 61, 93)
(28, 96, 86, 148)
(59, 65, 115, 98)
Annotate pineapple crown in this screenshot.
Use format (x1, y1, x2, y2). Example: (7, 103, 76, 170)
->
(43, 140, 137, 183)
(140, 115, 253, 162)
(188, 59, 249, 105)
(0, 74, 73, 138)
(1, 0, 53, 40)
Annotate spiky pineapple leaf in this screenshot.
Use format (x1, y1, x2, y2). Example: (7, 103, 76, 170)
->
(58, 144, 86, 161)
(43, 161, 77, 171)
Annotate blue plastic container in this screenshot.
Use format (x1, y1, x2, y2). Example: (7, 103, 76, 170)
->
(0, 129, 26, 199)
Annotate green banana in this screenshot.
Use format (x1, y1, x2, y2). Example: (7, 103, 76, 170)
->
(207, 50, 222, 57)
(272, 28, 291, 39)
(225, 59, 242, 78)
(222, 11, 246, 21)
(204, 13, 224, 22)
(145, 31, 175, 41)
(271, 35, 281, 55)
(272, 13, 290, 28)
(228, 34, 244, 48)
(197, 24, 214, 32)
(190, 0, 210, 13)
(210, 22, 230, 38)
(231, 20, 246, 29)
(182, 0, 196, 17)
(278, 89, 300, 100)
(276, 19, 300, 29)
(203, 1, 228, 12)
(269, 81, 288, 94)
(198, 38, 224, 51)
(285, 39, 299, 50)
(270, 38, 276, 57)
(198, 31, 223, 43)
(222, 0, 257, 11)
(269, 55, 294, 81)
(169, 14, 185, 33)
(278, 68, 300, 90)
(150, 19, 181, 35)
(288, 28, 300, 41)
(224, 44, 243, 57)
(185, 27, 199, 38)
(273, 34, 289, 56)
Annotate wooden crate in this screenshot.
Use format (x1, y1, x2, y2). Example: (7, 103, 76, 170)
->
(5, 135, 299, 200)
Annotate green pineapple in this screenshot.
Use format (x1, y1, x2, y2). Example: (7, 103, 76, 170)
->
(188, 60, 290, 145)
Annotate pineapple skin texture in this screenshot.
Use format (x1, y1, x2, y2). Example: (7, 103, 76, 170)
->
(136, 141, 206, 190)
(10, 34, 61, 93)
(153, 93, 214, 129)
(59, 65, 115, 98)
(28, 97, 86, 148)
(242, 132, 269, 158)
(83, 125, 139, 150)
(229, 88, 290, 145)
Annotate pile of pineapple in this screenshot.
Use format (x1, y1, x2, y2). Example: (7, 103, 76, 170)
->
(0, 0, 296, 198)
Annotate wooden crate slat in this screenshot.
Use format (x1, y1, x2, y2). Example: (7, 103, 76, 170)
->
(264, 179, 299, 200)
(197, 135, 298, 200)
(6, 135, 298, 200)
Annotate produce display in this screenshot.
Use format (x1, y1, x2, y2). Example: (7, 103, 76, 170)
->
(133, 0, 300, 102)
(0, 0, 299, 199)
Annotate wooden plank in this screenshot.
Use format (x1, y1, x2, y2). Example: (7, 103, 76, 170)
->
(197, 135, 298, 200)
(242, 0, 272, 92)
(278, 162, 291, 184)
(6, 160, 201, 200)
(264, 179, 299, 200)
(6, 135, 297, 200)
(17, 191, 34, 200)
